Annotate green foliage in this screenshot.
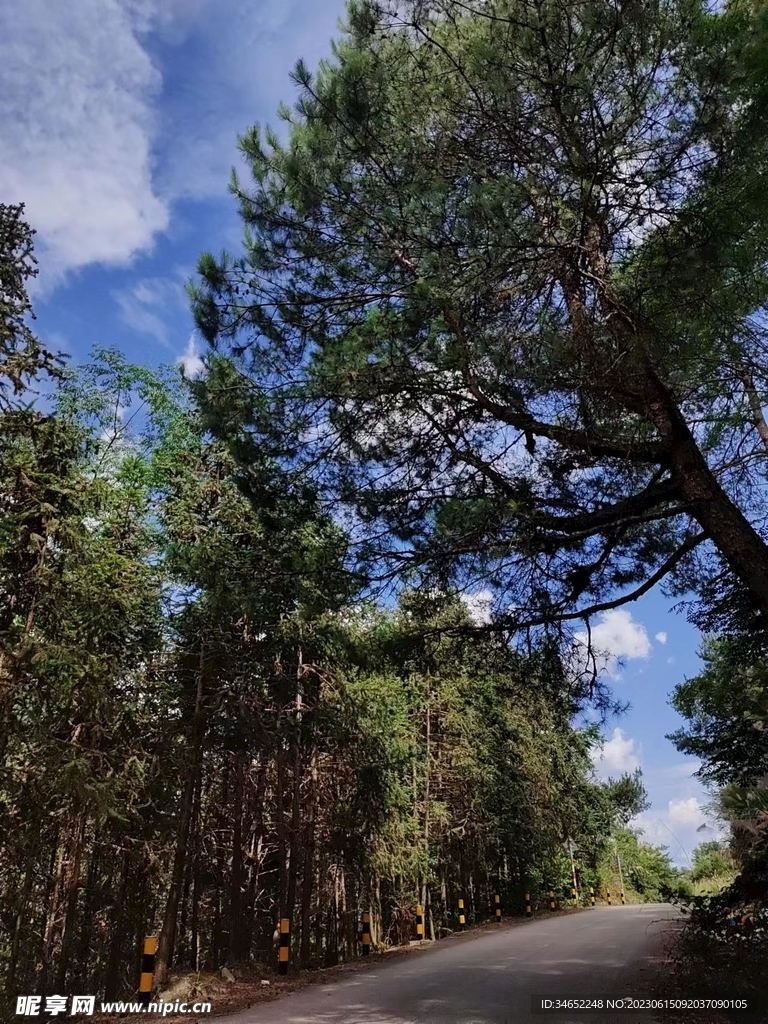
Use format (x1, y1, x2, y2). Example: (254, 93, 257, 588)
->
(594, 828, 683, 904)
(602, 771, 650, 826)
(690, 841, 734, 883)
(190, 0, 768, 632)
(0, 203, 61, 410)
(0, 346, 664, 1002)
(669, 569, 768, 908)
(669, 590, 768, 789)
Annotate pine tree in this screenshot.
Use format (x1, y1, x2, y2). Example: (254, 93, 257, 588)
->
(190, 0, 768, 629)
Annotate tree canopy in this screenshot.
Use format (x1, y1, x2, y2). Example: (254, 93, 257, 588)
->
(190, 0, 768, 639)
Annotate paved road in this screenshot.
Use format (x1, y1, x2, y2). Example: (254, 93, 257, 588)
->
(225, 904, 680, 1024)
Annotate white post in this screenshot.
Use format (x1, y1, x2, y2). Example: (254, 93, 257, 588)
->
(615, 840, 626, 904)
(568, 838, 579, 902)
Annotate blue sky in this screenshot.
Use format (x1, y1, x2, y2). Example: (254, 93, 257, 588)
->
(2, 0, 716, 865)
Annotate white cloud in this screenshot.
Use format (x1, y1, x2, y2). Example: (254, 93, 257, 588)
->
(631, 796, 729, 868)
(149, 0, 345, 202)
(463, 589, 494, 625)
(573, 609, 651, 679)
(593, 609, 652, 660)
(644, 761, 701, 783)
(114, 275, 189, 346)
(667, 656, 676, 665)
(592, 727, 642, 776)
(0, 0, 343, 289)
(667, 796, 704, 827)
(629, 760, 724, 868)
(0, 0, 169, 288)
(655, 631, 668, 644)
(177, 336, 205, 379)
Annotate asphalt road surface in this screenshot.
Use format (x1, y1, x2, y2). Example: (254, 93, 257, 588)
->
(225, 904, 681, 1024)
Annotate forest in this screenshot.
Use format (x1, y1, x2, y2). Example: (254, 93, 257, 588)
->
(5, 0, 768, 1010)
(0, 230, 653, 1001)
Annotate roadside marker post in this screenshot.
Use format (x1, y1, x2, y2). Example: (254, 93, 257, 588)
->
(616, 846, 627, 906)
(590, 887, 595, 907)
(525, 892, 532, 918)
(607, 889, 612, 906)
(494, 894, 501, 923)
(139, 936, 156, 1006)
(361, 912, 371, 955)
(548, 889, 555, 912)
(458, 899, 466, 930)
(416, 905, 424, 939)
(567, 837, 579, 906)
(278, 918, 290, 974)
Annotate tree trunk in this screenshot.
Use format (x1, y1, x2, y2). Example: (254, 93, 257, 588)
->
(286, 738, 302, 934)
(299, 746, 317, 966)
(42, 834, 68, 991)
(38, 828, 62, 991)
(6, 860, 34, 995)
(338, 866, 347, 959)
(103, 850, 130, 1002)
(190, 830, 201, 973)
(55, 812, 87, 992)
(71, 829, 101, 993)
(213, 769, 229, 969)
(154, 647, 206, 988)
(638, 368, 768, 610)
(276, 736, 287, 923)
(228, 750, 246, 964)
(422, 696, 431, 937)
(316, 847, 328, 962)
(373, 876, 382, 948)
(440, 869, 448, 930)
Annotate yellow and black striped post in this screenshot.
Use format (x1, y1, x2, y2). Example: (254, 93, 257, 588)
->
(458, 898, 466, 931)
(607, 889, 612, 906)
(278, 918, 290, 974)
(590, 887, 595, 907)
(361, 912, 371, 955)
(416, 905, 424, 939)
(525, 892, 532, 918)
(139, 936, 156, 1006)
(494, 894, 501, 923)
(548, 888, 555, 912)
(571, 886, 578, 907)
(620, 890, 626, 905)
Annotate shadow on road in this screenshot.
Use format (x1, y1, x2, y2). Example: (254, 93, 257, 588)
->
(223, 905, 679, 1024)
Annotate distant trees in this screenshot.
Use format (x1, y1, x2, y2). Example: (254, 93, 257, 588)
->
(599, 828, 684, 903)
(690, 842, 732, 884)
(669, 637, 768, 789)
(670, 566, 768, 788)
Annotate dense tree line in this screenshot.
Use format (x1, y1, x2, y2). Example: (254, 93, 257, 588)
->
(0, 205, 651, 1009)
(669, 569, 768, 897)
